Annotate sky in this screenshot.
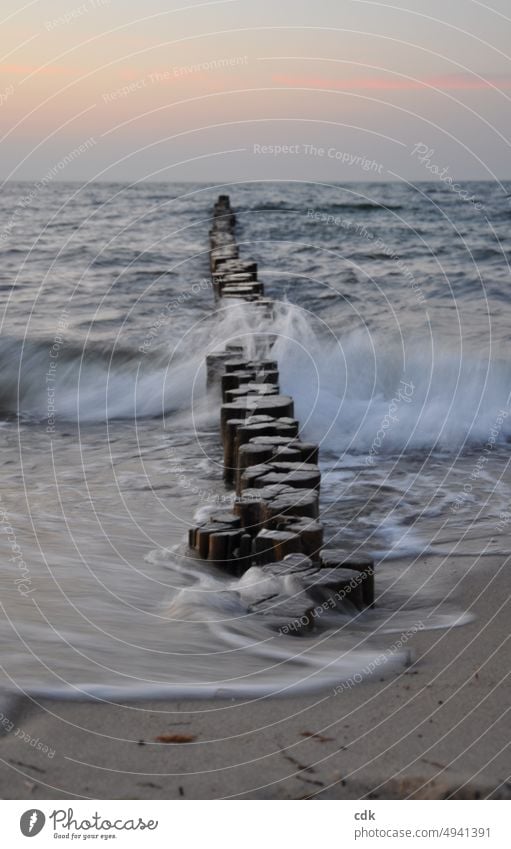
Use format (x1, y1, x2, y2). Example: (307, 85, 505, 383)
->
(0, 0, 510, 182)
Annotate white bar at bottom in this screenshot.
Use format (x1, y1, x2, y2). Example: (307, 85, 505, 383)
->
(2, 799, 507, 847)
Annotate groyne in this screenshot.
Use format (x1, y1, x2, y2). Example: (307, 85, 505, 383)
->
(189, 196, 375, 634)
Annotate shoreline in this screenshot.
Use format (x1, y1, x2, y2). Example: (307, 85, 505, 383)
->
(0, 547, 508, 800)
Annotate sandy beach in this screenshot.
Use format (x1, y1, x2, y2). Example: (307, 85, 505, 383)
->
(1, 544, 508, 801)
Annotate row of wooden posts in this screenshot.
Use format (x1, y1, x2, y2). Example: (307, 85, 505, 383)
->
(188, 196, 375, 634)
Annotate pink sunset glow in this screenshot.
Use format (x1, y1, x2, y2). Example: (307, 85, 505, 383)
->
(0, 0, 509, 181)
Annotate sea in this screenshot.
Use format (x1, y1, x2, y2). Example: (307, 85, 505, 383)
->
(0, 179, 510, 700)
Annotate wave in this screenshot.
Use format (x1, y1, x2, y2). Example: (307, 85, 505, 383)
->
(3, 300, 511, 450)
(329, 202, 404, 212)
(0, 336, 207, 423)
(265, 303, 511, 454)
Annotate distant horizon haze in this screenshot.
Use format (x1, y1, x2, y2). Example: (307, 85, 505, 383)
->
(0, 0, 510, 183)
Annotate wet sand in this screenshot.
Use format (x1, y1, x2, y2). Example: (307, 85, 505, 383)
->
(0, 547, 509, 800)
